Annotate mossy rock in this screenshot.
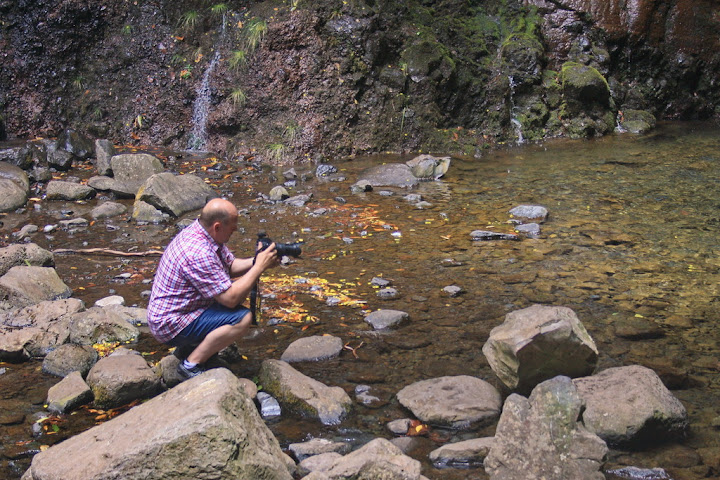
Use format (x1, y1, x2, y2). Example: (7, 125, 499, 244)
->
(560, 62, 610, 106)
(401, 40, 453, 83)
(501, 33, 544, 87)
(620, 109, 657, 134)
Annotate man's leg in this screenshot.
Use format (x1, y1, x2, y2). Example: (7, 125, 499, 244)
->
(186, 310, 252, 365)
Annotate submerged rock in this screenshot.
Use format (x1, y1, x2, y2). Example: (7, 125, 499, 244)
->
(280, 335, 343, 362)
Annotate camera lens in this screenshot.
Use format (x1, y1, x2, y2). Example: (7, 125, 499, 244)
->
(276, 242, 302, 258)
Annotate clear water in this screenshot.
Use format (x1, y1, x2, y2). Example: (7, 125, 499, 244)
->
(2, 122, 720, 479)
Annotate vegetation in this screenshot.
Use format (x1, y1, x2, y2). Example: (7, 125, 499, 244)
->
(210, 3, 228, 18)
(228, 49, 247, 71)
(244, 18, 267, 52)
(179, 10, 201, 31)
(283, 122, 301, 143)
(266, 143, 286, 162)
(229, 88, 247, 106)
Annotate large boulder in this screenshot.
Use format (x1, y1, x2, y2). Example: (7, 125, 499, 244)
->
(137, 172, 218, 217)
(484, 376, 608, 480)
(396, 375, 501, 429)
(356, 164, 419, 188)
(0, 266, 72, 311)
(85, 351, 161, 408)
(0, 161, 30, 191)
(573, 365, 689, 445)
(94, 139, 115, 176)
(67, 306, 140, 345)
(559, 61, 615, 138)
(405, 154, 451, 180)
(45, 180, 96, 201)
(0, 178, 28, 212)
(22, 368, 294, 480)
(258, 359, 352, 425)
(482, 304, 598, 392)
(109, 153, 164, 197)
(42, 343, 98, 377)
(56, 129, 94, 160)
(0, 243, 54, 276)
(0, 298, 85, 360)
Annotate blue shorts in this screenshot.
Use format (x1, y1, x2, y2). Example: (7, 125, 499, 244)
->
(168, 304, 252, 347)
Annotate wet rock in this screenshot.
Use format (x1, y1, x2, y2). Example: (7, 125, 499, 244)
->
(257, 391, 282, 418)
(429, 437, 494, 468)
(396, 375, 501, 429)
(406, 154, 451, 180)
(45, 180, 96, 201)
(13, 224, 38, 239)
(94, 295, 125, 308)
(289, 438, 351, 462)
(316, 164, 338, 177)
(0, 161, 30, 191)
(357, 163, 419, 188)
(299, 438, 422, 479)
(482, 304, 599, 392)
(0, 145, 34, 169)
(573, 365, 689, 446)
(46, 143, 74, 170)
(354, 384, 387, 408)
(67, 305, 140, 345)
(470, 230, 521, 241)
(87, 175, 116, 191)
(350, 180, 373, 193)
(297, 452, 343, 477)
(270, 185, 290, 201)
(42, 344, 98, 378)
(109, 153, 165, 196)
(559, 62, 615, 138)
(0, 177, 28, 212)
(614, 316, 665, 340)
(285, 193, 313, 206)
(138, 172, 218, 217)
(514, 222, 541, 238)
(484, 376, 608, 480)
(56, 129, 94, 160)
(46, 371, 93, 413)
(364, 309, 408, 330)
(370, 277, 391, 287)
(376, 287, 399, 299)
(94, 139, 115, 176)
(620, 110, 657, 134)
(509, 205, 548, 223)
(91, 201, 127, 219)
(280, 335, 343, 362)
(58, 217, 89, 230)
(442, 285, 463, 297)
(0, 266, 72, 311)
(387, 418, 412, 435)
(85, 351, 161, 409)
(132, 199, 171, 223)
(605, 466, 671, 479)
(0, 298, 84, 360)
(258, 359, 352, 425)
(23, 369, 293, 480)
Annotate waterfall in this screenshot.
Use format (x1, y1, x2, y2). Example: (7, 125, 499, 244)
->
(186, 50, 220, 152)
(186, 13, 227, 152)
(508, 75, 525, 145)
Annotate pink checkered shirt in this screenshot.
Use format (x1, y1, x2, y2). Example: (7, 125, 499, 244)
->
(148, 220, 235, 343)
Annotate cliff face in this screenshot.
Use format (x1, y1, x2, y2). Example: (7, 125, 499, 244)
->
(0, 0, 718, 161)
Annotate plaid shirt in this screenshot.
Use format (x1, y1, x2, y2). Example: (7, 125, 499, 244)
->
(148, 220, 235, 343)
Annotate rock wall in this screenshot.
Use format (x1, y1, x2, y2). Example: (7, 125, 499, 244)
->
(0, 0, 718, 161)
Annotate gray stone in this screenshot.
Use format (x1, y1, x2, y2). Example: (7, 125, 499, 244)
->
(364, 309, 408, 330)
(289, 438, 351, 462)
(269, 185, 290, 201)
(23, 369, 293, 480)
(56, 129, 94, 160)
(87, 175, 116, 191)
(257, 391, 282, 418)
(285, 193, 313, 207)
(573, 365, 689, 445)
(376, 287, 399, 299)
(46, 371, 93, 413)
(42, 344, 98, 378)
(387, 418, 412, 435)
(482, 304, 598, 392)
(280, 335, 343, 362)
(110, 153, 165, 196)
(138, 172, 218, 217)
(484, 376, 608, 480)
(0, 161, 30, 191)
(67, 306, 140, 345)
(0, 266, 72, 311)
(0, 178, 28, 213)
(430, 437, 494, 468)
(93, 295, 125, 308)
(357, 164, 419, 188)
(406, 154, 451, 180)
(94, 139, 115, 176)
(470, 230, 521, 241)
(46, 180, 96, 201)
(514, 222, 541, 238)
(396, 375, 501, 429)
(258, 359, 352, 425)
(508, 205, 549, 223)
(85, 352, 161, 408)
(91, 202, 127, 220)
(132, 199, 171, 224)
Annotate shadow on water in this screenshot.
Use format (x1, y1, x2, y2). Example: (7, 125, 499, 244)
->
(2, 122, 720, 479)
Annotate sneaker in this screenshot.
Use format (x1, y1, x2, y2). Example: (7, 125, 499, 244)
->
(177, 361, 206, 380)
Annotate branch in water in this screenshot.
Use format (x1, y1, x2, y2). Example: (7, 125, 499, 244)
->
(52, 248, 163, 257)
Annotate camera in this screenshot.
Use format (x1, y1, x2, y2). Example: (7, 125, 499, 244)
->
(256, 232, 302, 258)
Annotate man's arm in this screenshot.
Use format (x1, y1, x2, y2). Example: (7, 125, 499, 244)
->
(229, 257, 254, 277)
(214, 243, 277, 308)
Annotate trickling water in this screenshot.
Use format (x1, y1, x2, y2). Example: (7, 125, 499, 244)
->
(186, 50, 220, 152)
(507, 75, 524, 144)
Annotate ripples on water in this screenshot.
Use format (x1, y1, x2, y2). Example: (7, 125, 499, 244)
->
(1, 122, 719, 479)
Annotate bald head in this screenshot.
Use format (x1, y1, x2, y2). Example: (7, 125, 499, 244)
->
(199, 198, 238, 230)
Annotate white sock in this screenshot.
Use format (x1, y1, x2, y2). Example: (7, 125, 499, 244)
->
(183, 359, 198, 369)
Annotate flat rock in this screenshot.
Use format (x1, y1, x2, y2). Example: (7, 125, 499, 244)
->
(46, 371, 93, 413)
(280, 335, 343, 362)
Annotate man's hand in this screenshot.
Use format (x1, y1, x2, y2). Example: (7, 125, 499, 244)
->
(255, 241, 279, 271)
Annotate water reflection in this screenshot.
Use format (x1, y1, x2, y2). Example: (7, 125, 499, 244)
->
(2, 122, 720, 479)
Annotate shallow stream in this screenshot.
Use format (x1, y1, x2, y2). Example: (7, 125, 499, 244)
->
(2, 121, 720, 479)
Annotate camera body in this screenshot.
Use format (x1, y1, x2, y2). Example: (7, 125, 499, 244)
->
(257, 232, 302, 258)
